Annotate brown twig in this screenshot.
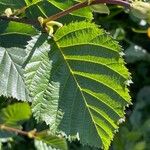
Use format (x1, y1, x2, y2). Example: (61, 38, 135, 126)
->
(0, 124, 28, 136)
(0, 0, 131, 26)
(0, 16, 39, 25)
(44, 0, 130, 24)
(0, 124, 36, 138)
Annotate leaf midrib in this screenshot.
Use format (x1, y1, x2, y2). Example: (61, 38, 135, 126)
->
(54, 40, 102, 144)
(5, 49, 23, 82)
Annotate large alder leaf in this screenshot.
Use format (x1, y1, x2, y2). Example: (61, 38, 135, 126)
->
(0, 46, 30, 101)
(25, 22, 131, 150)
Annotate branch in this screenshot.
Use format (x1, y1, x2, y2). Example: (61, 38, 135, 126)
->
(0, 124, 36, 138)
(43, 0, 131, 24)
(0, 0, 131, 26)
(0, 16, 39, 25)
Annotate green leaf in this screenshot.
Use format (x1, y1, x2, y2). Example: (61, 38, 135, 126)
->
(24, 34, 62, 128)
(0, 46, 30, 101)
(0, 0, 25, 7)
(35, 140, 54, 150)
(24, 0, 41, 6)
(0, 0, 93, 22)
(0, 103, 31, 126)
(25, 0, 93, 22)
(0, 21, 38, 48)
(0, 0, 25, 14)
(25, 21, 131, 150)
(113, 28, 125, 41)
(35, 131, 67, 150)
(0, 0, 25, 9)
(47, 0, 93, 20)
(0, 23, 34, 94)
(90, 4, 110, 14)
(0, 21, 37, 36)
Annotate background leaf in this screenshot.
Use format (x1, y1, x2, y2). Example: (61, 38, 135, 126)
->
(0, 0, 25, 14)
(125, 44, 150, 63)
(0, 103, 31, 126)
(0, 46, 31, 100)
(35, 131, 67, 150)
(0, 21, 37, 36)
(90, 4, 110, 14)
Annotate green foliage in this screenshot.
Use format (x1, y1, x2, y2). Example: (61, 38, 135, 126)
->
(0, 47, 30, 100)
(23, 0, 93, 23)
(35, 131, 67, 150)
(24, 21, 131, 149)
(0, 103, 31, 126)
(2, 0, 149, 150)
(90, 4, 110, 14)
(94, 3, 150, 150)
(0, 21, 37, 36)
(0, 102, 67, 150)
(112, 87, 150, 150)
(0, 0, 25, 12)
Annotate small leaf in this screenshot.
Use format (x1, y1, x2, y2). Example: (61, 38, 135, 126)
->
(0, 0, 25, 14)
(90, 4, 110, 14)
(35, 131, 67, 150)
(34, 140, 53, 150)
(0, 46, 30, 101)
(0, 0, 25, 7)
(0, 103, 31, 126)
(0, 21, 38, 36)
(113, 28, 125, 41)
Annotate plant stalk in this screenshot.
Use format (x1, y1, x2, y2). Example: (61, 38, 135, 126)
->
(43, 0, 131, 24)
(0, 0, 131, 26)
(0, 124, 36, 138)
